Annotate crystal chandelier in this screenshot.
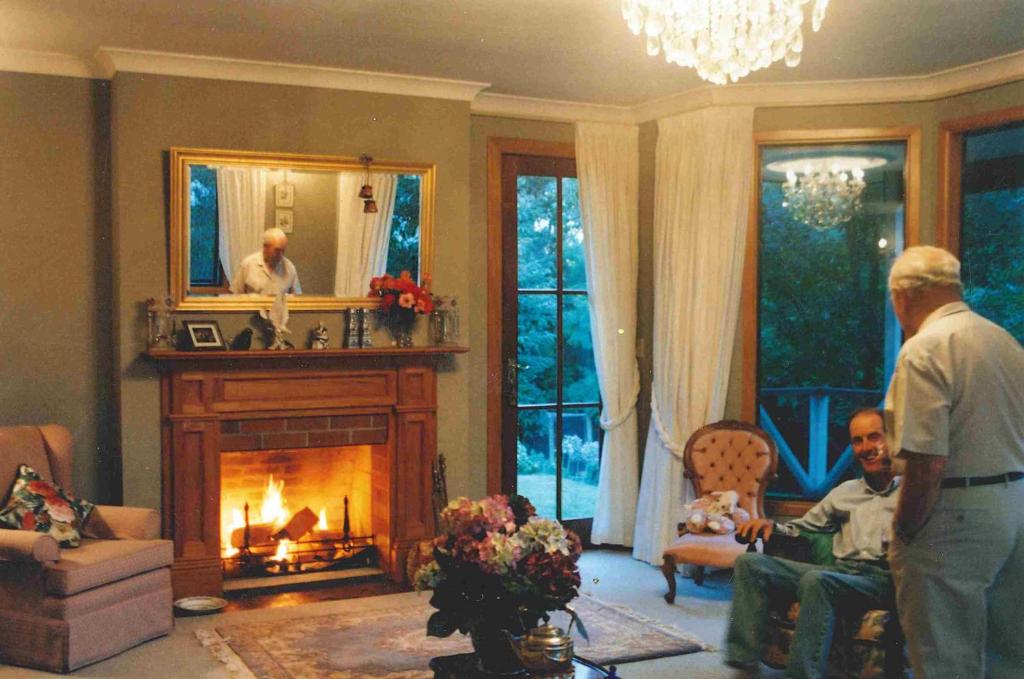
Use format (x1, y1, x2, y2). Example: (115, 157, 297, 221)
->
(780, 160, 868, 230)
(621, 0, 830, 85)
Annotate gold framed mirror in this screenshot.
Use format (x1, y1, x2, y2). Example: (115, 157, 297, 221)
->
(169, 147, 435, 311)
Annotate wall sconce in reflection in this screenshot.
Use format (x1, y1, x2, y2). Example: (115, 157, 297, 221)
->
(359, 154, 376, 213)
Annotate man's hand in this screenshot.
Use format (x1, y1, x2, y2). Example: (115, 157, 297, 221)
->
(893, 450, 946, 544)
(736, 518, 775, 543)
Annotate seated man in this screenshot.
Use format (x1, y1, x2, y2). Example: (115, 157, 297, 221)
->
(725, 407, 899, 679)
(230, 227, 302, 295)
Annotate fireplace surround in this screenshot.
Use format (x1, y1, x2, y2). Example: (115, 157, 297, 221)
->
(148, 346, 466, 598)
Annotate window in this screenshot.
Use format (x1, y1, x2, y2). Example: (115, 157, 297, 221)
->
(189, 166, 221, 287)
(514, 172, 601, 521)
(941, 108, 1024, 343)
(749, 131, 918, 502)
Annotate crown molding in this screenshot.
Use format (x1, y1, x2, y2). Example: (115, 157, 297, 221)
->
(2, 44, 1021, 120)
(471, 92, 634, 124)
(632, 49, 1024, 123)
(94, 47, 490, 101)
(0, 47, 105, 79)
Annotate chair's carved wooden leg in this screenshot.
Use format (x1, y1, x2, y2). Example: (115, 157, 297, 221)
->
(694, 565, 705, 586)
(661, 554, 678, 604)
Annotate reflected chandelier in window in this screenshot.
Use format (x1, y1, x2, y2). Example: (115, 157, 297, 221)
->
(621, 0, 830, 85)
(768, 157, 885, 230)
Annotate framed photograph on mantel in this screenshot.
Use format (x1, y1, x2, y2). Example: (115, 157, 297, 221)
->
(182, 320, 226, 351)
(274, 182, 294, 207)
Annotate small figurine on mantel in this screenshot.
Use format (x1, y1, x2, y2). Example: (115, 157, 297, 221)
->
(310, 320, 329, 350)
(259, 292, 293, 350)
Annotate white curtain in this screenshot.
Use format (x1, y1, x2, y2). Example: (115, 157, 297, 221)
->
(575, 122, 641, 547)
(217, 166, 268, 282)
(632, 107, 755, 564)
(334, 172, 398, 296)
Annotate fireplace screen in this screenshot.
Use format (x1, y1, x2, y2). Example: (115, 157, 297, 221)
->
(220, 446, 376, 577)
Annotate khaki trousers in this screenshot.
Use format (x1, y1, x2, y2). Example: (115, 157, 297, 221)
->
(890, 480, 1024, 679)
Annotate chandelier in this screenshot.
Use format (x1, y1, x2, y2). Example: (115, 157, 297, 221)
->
(621, 0, 831, 85)
(771, 157, 884, 230)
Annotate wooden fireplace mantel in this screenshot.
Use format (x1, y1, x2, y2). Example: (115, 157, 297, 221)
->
(146, 346, 467, 598)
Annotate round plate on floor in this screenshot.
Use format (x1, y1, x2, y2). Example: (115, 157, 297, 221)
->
(174, 596, 228, 616)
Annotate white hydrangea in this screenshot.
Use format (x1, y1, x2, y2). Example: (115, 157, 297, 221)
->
(513, 516, 572, 556)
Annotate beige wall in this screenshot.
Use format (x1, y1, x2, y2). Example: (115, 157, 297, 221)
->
(0, 72, 114, 503)
(111, 73, 472, 507)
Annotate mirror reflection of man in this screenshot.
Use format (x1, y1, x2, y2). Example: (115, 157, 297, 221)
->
(230, 227, 302, 295)
(725, 408, 900, 678)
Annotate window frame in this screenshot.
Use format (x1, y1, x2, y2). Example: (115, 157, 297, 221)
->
(937, 105, 1024, 254)
(486, 138, 576, 495)
(742, 127, 921, 514)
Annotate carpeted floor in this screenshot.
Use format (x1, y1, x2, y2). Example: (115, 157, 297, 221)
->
(197, 592, 706, 678)
(0, 550, 786, 679)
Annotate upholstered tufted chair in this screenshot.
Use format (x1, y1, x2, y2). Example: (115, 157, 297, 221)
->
(662, 420, 777, 601)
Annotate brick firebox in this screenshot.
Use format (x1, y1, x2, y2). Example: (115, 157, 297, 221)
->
(147, 346, 467, 599)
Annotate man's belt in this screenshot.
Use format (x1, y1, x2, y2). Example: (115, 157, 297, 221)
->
(940, 471, 1024, 489)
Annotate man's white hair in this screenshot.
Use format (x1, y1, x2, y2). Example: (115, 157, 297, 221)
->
(888, 245, 962, 292)
(263, 227, 287, 245)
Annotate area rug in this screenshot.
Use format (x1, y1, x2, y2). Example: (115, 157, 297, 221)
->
(196, 593, 708, 678)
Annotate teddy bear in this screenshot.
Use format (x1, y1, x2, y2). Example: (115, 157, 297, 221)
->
(678, 489, 751, 535)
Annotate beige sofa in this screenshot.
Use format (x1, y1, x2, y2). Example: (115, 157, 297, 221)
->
(0, 425, 174, 673)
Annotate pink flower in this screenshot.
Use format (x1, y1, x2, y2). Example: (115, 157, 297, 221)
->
(46, 498, 76, 524)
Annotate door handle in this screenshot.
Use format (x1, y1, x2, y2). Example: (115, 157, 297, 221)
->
(505, 359, 530, 407)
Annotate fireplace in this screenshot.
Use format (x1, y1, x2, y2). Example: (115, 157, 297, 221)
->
(219, 416, 384, 580)
(148, 346, 466, 598)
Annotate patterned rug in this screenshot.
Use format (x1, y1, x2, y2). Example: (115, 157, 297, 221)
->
(196, 593, 708, 678)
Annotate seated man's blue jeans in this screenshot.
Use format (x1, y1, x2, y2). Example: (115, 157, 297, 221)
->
(725, 552, 893, 679)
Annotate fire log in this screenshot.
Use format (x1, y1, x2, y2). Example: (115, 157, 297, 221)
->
(230, 523, 276, 548)
(271, 507, 319, 542)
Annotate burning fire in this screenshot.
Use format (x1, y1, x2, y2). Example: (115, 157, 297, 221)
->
(261, 474, 289, 526)
(221, 474, 331, 559)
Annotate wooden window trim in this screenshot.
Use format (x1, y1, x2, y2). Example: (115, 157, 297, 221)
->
(486, 138, 575, 494)
(937, 105, 1024, 255)
(741, 126, 921, 423)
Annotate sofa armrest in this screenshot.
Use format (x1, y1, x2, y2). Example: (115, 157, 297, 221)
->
(83, 505, 161, 540)
(0, 529, 60, 563)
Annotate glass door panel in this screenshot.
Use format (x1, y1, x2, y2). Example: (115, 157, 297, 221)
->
(502, 155, 600, 535)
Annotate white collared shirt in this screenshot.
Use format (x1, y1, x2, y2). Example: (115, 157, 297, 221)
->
(885, 301, 1024, 478)
(230, 252, 302, 295)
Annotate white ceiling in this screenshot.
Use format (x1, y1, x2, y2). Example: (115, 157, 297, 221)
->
(1, 0, 1023, 107)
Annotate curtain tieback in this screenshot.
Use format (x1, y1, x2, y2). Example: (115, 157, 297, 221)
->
(599, 379, 640, 431)
(650, 392, 686, 460)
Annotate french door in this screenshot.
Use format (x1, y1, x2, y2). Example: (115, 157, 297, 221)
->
(499, 151, 601, 541)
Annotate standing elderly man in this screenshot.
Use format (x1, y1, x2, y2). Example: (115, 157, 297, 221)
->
(230, 227, 302, 295)
(885, 245, 1024, 678)
(725, 408, 899, 678)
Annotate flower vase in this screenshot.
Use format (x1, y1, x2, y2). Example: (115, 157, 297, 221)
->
(469, 622, 523, 676)
(390, 323, 415, 348)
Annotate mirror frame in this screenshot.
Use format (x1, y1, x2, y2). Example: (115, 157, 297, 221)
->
(169, 147, 435, 311)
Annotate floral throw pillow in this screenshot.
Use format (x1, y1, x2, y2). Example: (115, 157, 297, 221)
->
(0, 464, 95, 547)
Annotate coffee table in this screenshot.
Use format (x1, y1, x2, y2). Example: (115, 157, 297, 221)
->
(430, 652, 619, 678)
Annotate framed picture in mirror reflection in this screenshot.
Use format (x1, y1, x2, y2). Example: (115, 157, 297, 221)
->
(275, 209, 294, 233)
(275, 182, 294, 207)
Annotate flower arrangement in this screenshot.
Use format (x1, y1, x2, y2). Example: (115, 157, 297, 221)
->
(367, 271, 434, 325)
(413, 494, 586, 643)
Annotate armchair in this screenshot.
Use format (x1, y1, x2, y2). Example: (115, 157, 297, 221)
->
(760, 531, 906, 678)
(662, 420, 777, 601)
(0, 425, 173, 673)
